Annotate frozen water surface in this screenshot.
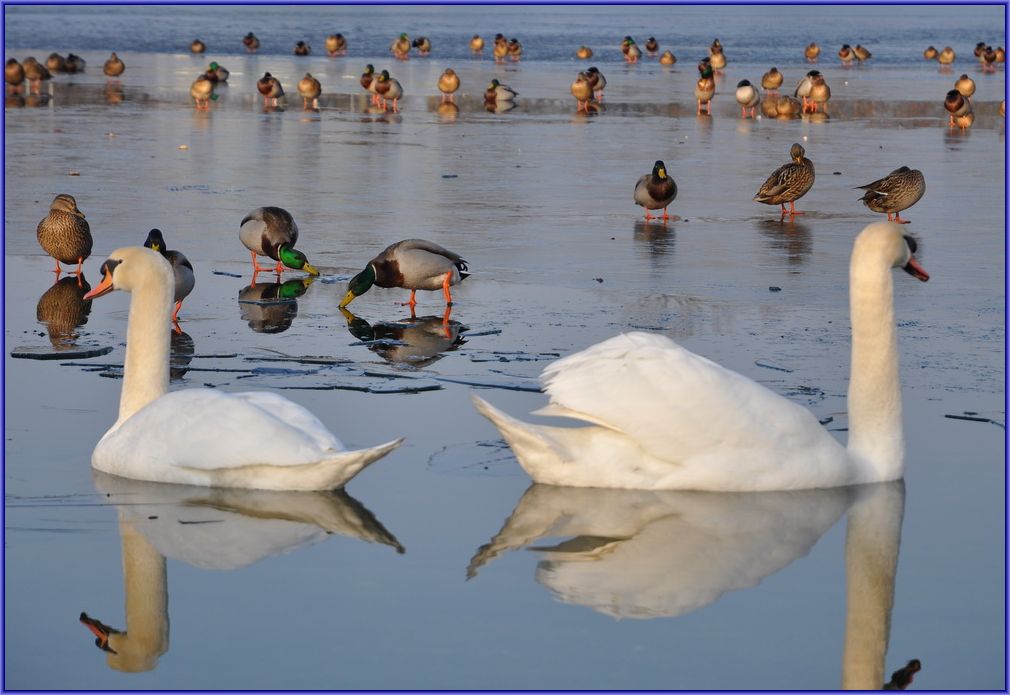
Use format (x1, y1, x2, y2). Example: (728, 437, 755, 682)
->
(3, 4, 1005, 690)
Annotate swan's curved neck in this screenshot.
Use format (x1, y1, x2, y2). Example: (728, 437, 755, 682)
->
(117, 267, 172, 425)
(110, 519, 169, 672)
(841, 482, 904, 689)
(846, 249, 903, 482)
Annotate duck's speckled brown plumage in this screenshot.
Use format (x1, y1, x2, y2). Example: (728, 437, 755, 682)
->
(753, 143, 815, 207)
(37, 194, 92, 270)
(761, 67, 783, 90)
(856, 167, 926, 218)
(103, 52, 124, 77)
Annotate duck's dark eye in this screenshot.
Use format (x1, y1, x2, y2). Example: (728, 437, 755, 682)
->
(902, 235, 918, 254)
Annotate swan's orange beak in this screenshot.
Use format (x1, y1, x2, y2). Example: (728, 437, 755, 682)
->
(903, 257, 929, 282)
(83, 269, 114, 299)
(80, 612, 119, 652)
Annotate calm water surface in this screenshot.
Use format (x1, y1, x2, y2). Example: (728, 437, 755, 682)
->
(3, 4, 1006, 690)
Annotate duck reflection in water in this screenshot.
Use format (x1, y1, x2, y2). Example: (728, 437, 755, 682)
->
(340, 305, 467, 368)
(633, 219, 676, 261)
(757, 217, 812, 268)
(470, 481, 916, 689)
(238, 276, 314, 334)
(36, 274, 92, 349)
(169, 329, 195, 380)
(79, 471, 402, 672)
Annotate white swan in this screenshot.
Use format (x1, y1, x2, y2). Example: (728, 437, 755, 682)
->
(472, 222, 929, 491)
(83, 247, 403, 490)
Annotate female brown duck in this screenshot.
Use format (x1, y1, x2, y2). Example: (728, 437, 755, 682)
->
(856, 167, 925, 224)
(753, 143, 815, 217)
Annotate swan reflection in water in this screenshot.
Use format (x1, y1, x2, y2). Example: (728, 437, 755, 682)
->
(79, 471, 402, 672)
(237, 276, 314, 334)
(470, 481, 917, 689)
(340, 306, 467, 367)
(36, 274, 92, 348)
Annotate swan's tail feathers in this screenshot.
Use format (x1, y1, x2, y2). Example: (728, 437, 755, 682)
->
(471, 394, 558, 470)
(324, 437, 405, 489)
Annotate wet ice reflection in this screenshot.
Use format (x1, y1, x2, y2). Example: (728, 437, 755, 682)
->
(237, 276, 314, 334)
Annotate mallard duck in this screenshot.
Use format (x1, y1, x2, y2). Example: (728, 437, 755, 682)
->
(239, 277, 314, 334)
(341, 307, 466, 367)
(412, 36, 431, 56)
(659, 50, 676, 65)
(507, 38, 523, 61)
(360, 64, 378, 104)
(190, 39, 206, 54)
(391, 33, 411, 59)
(571, 72, 594, 112)
(937, 46, 955, 65)
(373, 69, 403, 111)
(340, 239, 469, 309)
(753, 143, 815, 216)
(46, 52, 66, 73)
(923, 46, 938, 60)
(944, 89, 971, 127)
(5, 58, 25, 90)
(854, 44, 872, 61)
(775, 95, 803, 118)
(81, 247, 402, 490)
(805, 42, 821, 62)
(294, 40, 311, 56)
(22, 57, 51, 94)
(37, 194, 92, 275)
(65, 53, 86, 73)
(633, 160, 678, 220)
(981, 46, 997, 72)
(243, 32, 260, 53)
(143, 229, 195, 322)
(622, 37, 641, 63)
(974, 41, 987, 58)
(576, 45, 593, 60)
(473, 223, 928, 491)
(838, 44, 854, 63)
(855, 167, 925, 224)
(996, 47, 1006, 63)
(761, 66, 783, 91)
(190, 74, 214, 109)
(585, 66, 606, 100)
(207, 61, 228, 82)
(297, 72, 322, 109)
(103, 52, 125, 78)
(735, 79, 760, 118)
(645, 37, 659, 55)
(809, 73, 831, 112)
(325, 33, 347, 56)
(955, 74, 976, 99)
(256, 72, 284, 106)
(485, 78, 517, 103)
(438, 68, 460, 102)
(470, 35, 485, 54)
(239, 207, 319, 276)
(709, 45, 726, 71)
(794, 69, 820, 112)
(695, 60, 715, 114)
(1001, 99, 1006, 118)
(493, 35, 508, 63)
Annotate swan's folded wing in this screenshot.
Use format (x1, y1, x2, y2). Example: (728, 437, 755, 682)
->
(108, 390, 345, 471)
(539, 332, 838, 464)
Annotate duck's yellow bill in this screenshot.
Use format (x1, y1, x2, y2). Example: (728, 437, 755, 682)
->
(338, 290, 356, 308)
(302, 263, 320, 276)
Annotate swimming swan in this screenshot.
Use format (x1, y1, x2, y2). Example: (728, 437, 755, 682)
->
(472, 222, 929, 491)
(83, 246, 403, 490)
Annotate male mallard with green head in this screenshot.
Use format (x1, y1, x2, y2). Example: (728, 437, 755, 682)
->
(239, 207, 319, 276)
(735, 79, 760, 118)
(257, 72, 284, 106)
(143, 228, 195, 323)
(374, 70, 403, 111)
(633, 161, 678, 221)
(243, 32, 260, 53)
(645, 37, 659, 55)
(412, 37, 431, 56)
(37, 194, 92, 275)
(340, 239, 469, 309)
(695, 59, 715, 114)
(855, 167, 925, 224)
(753, 143, 815, 217)
(585, 66, 606, 101)
(485, 78, 517, 103)
(944, 89, 971, 127)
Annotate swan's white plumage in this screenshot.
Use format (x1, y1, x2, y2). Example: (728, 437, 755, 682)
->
(88, 246, 403, 490)
(473, 222, 925, 492)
